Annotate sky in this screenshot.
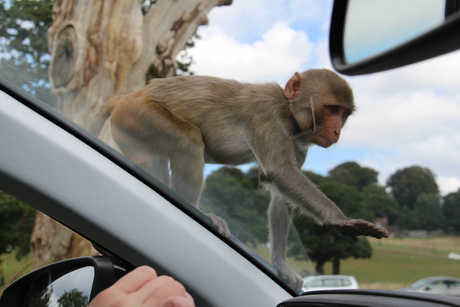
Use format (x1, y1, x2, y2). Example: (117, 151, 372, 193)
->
(184, 0, 460, 196)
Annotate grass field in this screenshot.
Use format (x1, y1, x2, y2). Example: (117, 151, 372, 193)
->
(0, 250, 35, 294)
(253, 236, 460, 290)
(342, 237, 460, 289)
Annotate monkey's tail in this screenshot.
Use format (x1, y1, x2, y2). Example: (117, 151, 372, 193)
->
(88, 99, 118, 137)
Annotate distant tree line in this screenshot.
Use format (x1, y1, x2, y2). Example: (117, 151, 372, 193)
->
(200, 162, 460, 274)
(306, 163, 451, 232)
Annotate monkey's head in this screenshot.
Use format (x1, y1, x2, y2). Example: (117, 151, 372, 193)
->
(284, 69, 354, 148)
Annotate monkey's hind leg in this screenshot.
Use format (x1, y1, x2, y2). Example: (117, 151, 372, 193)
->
(141, 100, 206, 206)
(167, 128, 232, 238)
(143, 157, 171, 188)
(111, 126, 171, 187)
(168, 130, 205, 206)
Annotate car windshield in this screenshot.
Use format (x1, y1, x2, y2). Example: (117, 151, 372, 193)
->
(2, 0, 460, 298)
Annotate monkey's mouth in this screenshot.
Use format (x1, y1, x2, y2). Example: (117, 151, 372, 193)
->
(318, 135, 335, 146)
(315, 135, 335, 148)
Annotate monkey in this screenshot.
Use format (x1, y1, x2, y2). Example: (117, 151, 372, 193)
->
(89, 69, 390, 293)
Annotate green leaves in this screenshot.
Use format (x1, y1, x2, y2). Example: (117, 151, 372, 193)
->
(0, 190, 36, 259)
(291, 182, 373, 275)
(201, 166, 269, 244)
(387, 166, 439, 209)
(328, 162, 378, 191)
(443, 189, 460, 234)
(0, 0, 54, 104)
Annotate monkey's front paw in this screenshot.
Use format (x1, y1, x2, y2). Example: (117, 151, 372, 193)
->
(272, 260, 303, 293)
(338, 219, 390, 240)
(206, 213, 232, 238)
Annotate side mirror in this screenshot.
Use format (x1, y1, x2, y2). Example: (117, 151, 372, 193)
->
(0, 256, 126, 307)
(329, 0, 460, 75)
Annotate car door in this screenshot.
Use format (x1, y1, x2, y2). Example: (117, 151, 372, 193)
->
(446, 281, 460, 297)
(425, 280, 449, 296)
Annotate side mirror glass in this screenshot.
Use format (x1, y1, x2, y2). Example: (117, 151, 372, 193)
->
(0, 256, 125, 307)
(32, 266, 94, 307)
(329, 0, 460, 75)
(344, 0, 445, 63)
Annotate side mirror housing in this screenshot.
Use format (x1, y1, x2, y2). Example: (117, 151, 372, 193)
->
(0, 256, 125, 307)
(329, 0, 460, 75)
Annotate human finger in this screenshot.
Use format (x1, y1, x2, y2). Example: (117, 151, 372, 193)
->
(112, 266, 159, 294)
(140, 275, 193, 306)
(160, 295, 195, 307)
(88, 266, 158, 306)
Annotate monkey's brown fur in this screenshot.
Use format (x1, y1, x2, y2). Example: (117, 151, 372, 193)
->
(90, 69, 389, 293)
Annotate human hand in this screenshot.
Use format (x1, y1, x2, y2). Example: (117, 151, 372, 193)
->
(88, 266, 195, 307)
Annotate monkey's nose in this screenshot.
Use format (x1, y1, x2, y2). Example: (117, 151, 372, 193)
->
(334, 129, 340, 137)
(332, 130, 341, 143)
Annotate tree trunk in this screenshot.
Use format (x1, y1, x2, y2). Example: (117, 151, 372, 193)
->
(30, 0, 231, 264)
(332, 257, 340, 275)
(29, 213, 74, 268)
(315, 260, 325, 275)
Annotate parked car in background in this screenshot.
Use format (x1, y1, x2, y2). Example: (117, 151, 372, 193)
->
(302, 275, 359, 292)
(400, 277, 460, 297)
(448, 252, 460, 260)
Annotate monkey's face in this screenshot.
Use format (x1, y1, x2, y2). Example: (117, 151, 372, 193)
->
(311, 101, 352, 148)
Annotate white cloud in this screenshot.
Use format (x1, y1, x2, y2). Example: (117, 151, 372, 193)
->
(343, 92, 460, 146)
(438, 176, 460, 196)
(187, 22, 313, 83)
(204, 0, 333, 43)
(339, 89, 460, 193)
(349, 49, 460, 96)
(19, 20, 35, 30)
(309, 37, 333, 70)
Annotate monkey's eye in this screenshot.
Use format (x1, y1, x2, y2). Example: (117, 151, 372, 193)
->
(328, 105, 340, 114)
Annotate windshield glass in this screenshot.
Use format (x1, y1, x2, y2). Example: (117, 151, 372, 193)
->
(1, 0, 460, 298)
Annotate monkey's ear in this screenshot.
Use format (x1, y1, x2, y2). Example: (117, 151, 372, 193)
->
(284, 72, 305, 100)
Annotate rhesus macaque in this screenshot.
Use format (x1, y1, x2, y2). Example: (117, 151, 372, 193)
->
(90, 69, 390, 293)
